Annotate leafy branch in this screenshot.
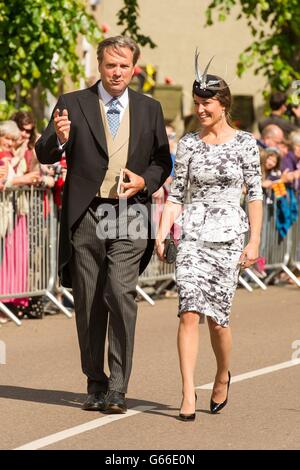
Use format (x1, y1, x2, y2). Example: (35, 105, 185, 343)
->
(117, 0, 156, 49)
(205, 0, 300, 94)
(0, 0, 103, 118)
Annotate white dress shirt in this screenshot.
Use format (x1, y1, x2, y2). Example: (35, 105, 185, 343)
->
(98, 81, 129, 123)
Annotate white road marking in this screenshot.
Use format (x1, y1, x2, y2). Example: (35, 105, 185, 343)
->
(13, 358, 300, 450)
(196, 358, 300, 390)
(14, 405, 154, 450)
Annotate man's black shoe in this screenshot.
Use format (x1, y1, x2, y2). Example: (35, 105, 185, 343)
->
(82, 392, 107, 411)
(105, 390, 127, 414)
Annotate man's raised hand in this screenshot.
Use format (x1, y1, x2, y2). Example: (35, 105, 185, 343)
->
(54, 108, 71, 144)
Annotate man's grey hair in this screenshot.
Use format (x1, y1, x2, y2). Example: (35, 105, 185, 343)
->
(261, 124, 283, 139)
(97, 36, 140, 65)
(0, 120, 20, 139)
(289, 130, 300, 148)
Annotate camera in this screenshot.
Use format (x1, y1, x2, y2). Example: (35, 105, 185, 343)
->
(285, 103, 298, 118)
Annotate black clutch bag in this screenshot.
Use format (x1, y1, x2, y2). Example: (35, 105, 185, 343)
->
(163, 236, 177, 264)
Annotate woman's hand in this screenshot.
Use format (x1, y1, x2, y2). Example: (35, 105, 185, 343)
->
(239, 241, 259, 269)
(42, 175, 55, 188)
(155, 238, 165, 261)
(262, 179, 273, 189)
(152, 186, 164, 200)
(19, 171, 41, 186)
(0, 164, 7, 181)
(281, 169, 293, 183)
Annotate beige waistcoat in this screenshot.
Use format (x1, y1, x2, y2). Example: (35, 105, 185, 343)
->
(98, 99, 130, 198)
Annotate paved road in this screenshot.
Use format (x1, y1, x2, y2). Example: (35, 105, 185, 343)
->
(0, 286, 300, 450)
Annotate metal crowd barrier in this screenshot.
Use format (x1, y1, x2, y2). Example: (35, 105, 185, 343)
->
(1, 189, 300, 324)
(138, 252, 176, 299)
(290, 201, 300, 273)
(0, 187, 72, 325)
(259, 193, 300, 287)
(138, 194, 300, 298)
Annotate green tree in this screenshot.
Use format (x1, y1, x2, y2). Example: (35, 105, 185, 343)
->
(205, 0, 300, 98)
(117, 0, 156, 48)
(0, 0, 103, 119)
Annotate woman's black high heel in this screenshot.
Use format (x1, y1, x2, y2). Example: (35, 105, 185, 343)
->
(179, 393, 197, 421)
(210, 371, 231, 414)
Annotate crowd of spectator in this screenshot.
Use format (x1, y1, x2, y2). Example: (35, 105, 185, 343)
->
(0, 112, 66, 323)
(257, 91, 300, 192)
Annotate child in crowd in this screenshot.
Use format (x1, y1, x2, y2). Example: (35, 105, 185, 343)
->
(260, 147, 291, 189)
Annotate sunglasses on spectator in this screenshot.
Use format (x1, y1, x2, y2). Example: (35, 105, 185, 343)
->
(20, 126, 33, 134)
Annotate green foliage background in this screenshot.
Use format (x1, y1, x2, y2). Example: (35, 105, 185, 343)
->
(206, 0, 300, 99)
(0, 0, 102, 119)
(117, 0, 156, 48)
(1, 0, 300, 121)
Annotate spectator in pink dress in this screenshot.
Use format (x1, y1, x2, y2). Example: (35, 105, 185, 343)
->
(0, 121, 41, 322)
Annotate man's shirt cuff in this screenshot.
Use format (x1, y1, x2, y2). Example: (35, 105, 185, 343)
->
(57, 138, 68, 151)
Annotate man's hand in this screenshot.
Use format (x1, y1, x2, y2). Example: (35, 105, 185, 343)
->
(54, 108, 71, 145)
(281, 169, 295, 184)
(281, 169, 291, 183)
(118, 168, 146, 199)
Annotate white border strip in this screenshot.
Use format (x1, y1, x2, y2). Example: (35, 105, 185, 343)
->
(196, 358, 300, 390)
(14, 405, 154, 450)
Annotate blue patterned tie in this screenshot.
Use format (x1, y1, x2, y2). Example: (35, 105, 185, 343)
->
(107, 97, 120, 138)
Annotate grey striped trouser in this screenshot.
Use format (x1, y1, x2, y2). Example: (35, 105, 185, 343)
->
(70, 204, 147, 394)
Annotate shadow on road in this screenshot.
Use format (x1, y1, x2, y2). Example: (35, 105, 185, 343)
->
(0, 386, 185, 418)
(0, 385, 85, 408)
(127, 398, 213, 419)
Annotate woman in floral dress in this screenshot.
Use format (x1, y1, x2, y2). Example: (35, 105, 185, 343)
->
(156, 55, 263, 420)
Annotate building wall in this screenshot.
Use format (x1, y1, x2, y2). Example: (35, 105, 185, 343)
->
(83, 0, 267, 125)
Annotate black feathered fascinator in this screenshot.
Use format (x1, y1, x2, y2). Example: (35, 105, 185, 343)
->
(193, 49, 228, 98)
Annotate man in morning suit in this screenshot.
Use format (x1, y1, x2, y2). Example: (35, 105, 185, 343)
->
(36, 36, 171, 413)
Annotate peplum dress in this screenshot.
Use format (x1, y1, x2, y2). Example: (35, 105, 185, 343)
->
(167, 130, 263, 327)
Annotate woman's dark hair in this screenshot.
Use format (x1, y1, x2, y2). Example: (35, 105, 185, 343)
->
(213, 78, 232, 125)
(11, 111, 36, 149)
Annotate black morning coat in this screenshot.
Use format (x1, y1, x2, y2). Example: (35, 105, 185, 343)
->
(35, 81, 172, 287)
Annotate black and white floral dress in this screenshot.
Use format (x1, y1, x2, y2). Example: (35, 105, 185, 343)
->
(167, 130, 263, 327)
